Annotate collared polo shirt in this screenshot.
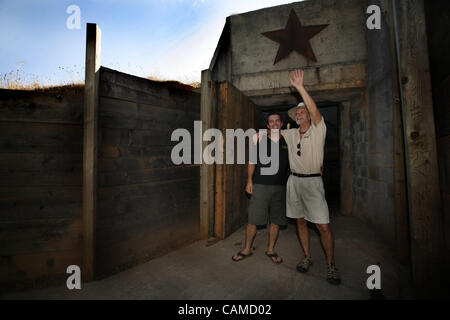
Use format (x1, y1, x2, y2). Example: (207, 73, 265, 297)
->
(281, 117, 327, 174)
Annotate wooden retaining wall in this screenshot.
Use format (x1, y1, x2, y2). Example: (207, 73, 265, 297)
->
(96, 67, 200, 277)
(0, 86, 84, 292)
(0, 67, 201, 291)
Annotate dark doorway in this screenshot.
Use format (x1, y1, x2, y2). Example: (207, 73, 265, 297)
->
(259, 104, 340, 211)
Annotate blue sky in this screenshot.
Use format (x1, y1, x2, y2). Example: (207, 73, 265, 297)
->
(0, 0, 296, 87)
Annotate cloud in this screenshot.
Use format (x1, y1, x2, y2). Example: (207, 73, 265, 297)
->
(1, 0, 299, 85)
(149, 0, 296, 82)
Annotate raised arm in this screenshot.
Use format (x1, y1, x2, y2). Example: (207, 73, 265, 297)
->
(289, 69, 322, 126)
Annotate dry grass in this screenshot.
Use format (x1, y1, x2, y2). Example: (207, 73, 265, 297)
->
(1, 64, 199, 91)
(146, 75, 201, 89)
(0, 63, 84, 91)
(0, 79, 84, 91)
(1, 69, 39, 90)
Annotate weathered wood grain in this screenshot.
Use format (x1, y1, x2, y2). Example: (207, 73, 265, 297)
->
(82, 23, 101, 281)
(94, 66, 200, 278)
(397, 0, 444, 295)
(0, 218, 82, 256)
(214, 82, 255, 239)
(0, 196, 81, 222)
(99, 96, 198, 130)
(0, 88, 84, 290)
(97, 186, 199, 246)
(0, 153, 82, 173)
(98, 164, 198, 187)
(0, 122, 83, 154)
(100, 67, 199, 111)
(96, 219, 199, 277)
(200, 70, 214, 238)
(0, 88, 83, 124)
(0, 249, 82, 291)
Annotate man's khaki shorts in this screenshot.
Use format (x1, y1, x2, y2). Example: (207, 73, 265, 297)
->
(286, 175, 330, 224)
(248, 184, 287, 226)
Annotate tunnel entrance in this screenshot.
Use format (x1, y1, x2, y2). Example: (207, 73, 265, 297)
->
(199, 77, 351, 239)
(259, 103, 341, 212)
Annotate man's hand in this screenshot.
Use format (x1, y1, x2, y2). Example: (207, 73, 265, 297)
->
(246, 180, 253, 194)
(289, 69, 322, 126)
(289, 69, 304, 89)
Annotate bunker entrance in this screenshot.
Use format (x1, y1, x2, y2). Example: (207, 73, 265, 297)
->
(258, 103, 341, 213)
(200, 78, 346, 239)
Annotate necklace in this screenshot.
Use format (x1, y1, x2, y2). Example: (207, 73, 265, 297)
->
(299, 129, 308, 134)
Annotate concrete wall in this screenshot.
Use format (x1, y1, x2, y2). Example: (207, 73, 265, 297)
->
(364, 0, 396, 244)
(212, 0, 368, 107)
(210, 19, 232, 82)
(340, 101, 354, 216)
(231, 0, 366, 73)
(340, 85, 395, 246)
(348, 93, 369, 220)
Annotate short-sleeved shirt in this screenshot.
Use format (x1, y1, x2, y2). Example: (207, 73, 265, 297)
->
(252, 134, 290, 185)
(281, 117, 327, 174)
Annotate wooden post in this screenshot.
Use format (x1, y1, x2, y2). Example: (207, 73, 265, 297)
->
(82, 23, 101, 281)
(386, 0, 410, 265)
(394, 0, 444, 296)
(200, 69, 212, 239)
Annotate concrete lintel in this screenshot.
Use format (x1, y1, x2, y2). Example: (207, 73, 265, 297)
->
(246, 87, 365, 107)
(231, 61, 367, 95)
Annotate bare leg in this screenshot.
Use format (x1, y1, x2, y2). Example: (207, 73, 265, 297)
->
(233, 224, 256, 260)
(316, 223, 334, 265)
(296, 218, 311, 259)
(266, 223, 281, 263)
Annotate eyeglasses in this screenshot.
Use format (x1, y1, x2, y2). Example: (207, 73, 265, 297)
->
(297, 143, 301, 157)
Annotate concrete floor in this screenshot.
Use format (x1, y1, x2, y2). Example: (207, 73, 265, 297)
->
(1, 213, 413, 300)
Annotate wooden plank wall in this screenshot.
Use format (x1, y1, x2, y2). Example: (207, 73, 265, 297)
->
(396, 0, 445, 296)
(215, 82, 255, 239)
(96, 67, 200, 277)
(0, 86, 84, 292)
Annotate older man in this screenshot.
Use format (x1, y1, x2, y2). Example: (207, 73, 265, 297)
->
(281, 69, 341, 285)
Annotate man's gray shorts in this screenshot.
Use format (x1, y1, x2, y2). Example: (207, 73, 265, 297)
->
(248, 184, 287, 226)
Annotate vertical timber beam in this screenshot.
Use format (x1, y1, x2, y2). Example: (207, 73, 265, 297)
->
(387, 0, 410, 265)
(82, 23, 101, 281)
(200, 70, 212, 238)
(395, 0, 444, 296)
(214, 83, 227, 240)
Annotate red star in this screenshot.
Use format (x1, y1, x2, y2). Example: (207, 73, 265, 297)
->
(261, 9, 329, 64)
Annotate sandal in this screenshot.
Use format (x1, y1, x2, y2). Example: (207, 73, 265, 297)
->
(232, 251, 252, 262)
(265, 251, 283, 264)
